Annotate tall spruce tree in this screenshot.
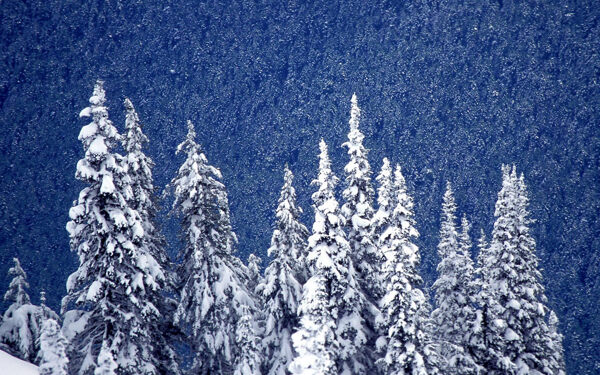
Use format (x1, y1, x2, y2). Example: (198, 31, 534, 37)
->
(170, 120, 255, 374)
(38, 318, 69, 375)
(479, 165, 564, 374)
(64, 81, 163, 375)
(256, 166, 307, 375)
(341, 94, 379, 302)
(378, 165, 436, 375)
(431, 184, 480, 374)
(372, 158, 393, 302)
(123, 97, 179, 375)
(290, 140, 372, 375)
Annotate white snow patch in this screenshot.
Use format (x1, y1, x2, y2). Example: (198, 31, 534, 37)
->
(79, 107, 92, 118)
(86, 280, 102, 301)
(100, 174, 115, 194)
(0, 350, 38, 375)
(88, 136, 108, 155)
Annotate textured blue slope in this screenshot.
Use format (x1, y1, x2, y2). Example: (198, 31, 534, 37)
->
(1, 0, 598, 373)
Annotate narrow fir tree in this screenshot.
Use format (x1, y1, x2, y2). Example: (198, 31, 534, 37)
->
(247, 253, 262, 292)
(341, 94, 380, 301)
(3, 258, 31, 319)
(372, 158, 393, 302)
(64, 81, 162, 375)
(123, 98, 169, 270)
(480, 165, 563, 374)
(170, 120, 255, 374)
(431, 184, 480, 374)
(291, 140, 372, 375)
(378, 165, 435, 375)
(0, 258, 36, 361)
(233, 306, 263, 375)
(38, 318, 69, 375)
(123, 97, 179, 375)
(257, 166, 307, 375)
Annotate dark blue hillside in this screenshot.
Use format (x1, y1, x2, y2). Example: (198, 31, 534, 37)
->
(1, 0, 598, 372)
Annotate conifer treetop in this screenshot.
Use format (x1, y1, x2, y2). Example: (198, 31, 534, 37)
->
(176, 120, 200, 157)
(438, 182, 459, 259)
(313, 139, 339, 206)
(4, 257, 31, 308)
(375, 158, 393, 211)
(77, 80, 120, 164)
(123, 98, 149, 154)
(349, 93, 360, 132)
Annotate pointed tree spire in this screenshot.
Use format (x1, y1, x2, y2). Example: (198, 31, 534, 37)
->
(171, 120, 255, 373)
(378, 164, 435, 374)
(431, 184, 481, 374)
(257, 166, 307, 375)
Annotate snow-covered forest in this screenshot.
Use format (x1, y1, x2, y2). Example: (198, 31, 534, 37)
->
(0, 81, 566, 374)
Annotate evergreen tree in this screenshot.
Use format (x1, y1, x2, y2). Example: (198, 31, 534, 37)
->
(0, 258, 38, 362)
(341, 94, 379, 301)
(123, 97, 179, 375)
(247, 253, 262, 292)
(290, 140, 372, 375)
(38, 318, 69, 375)
(372, 158, 393, 302)
(431, 184, 480, 374)
(256, 166, 307, 375)
(480, 165, 563, 374)
(233, 306, 263, 375)
(3, 258, 31, 319)
(378, 164, 435, 375)
(63, 80, 163, 375)
(170, 120, 255, 374)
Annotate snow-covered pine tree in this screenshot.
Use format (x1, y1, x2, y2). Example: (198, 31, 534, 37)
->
(341, 94, 380, 302)
(372, 158, 393, 302)
(247, 253, 262, 292)
(38, 318, 69, 375)
(480, 165, 563, 374)
(123, 97, 179, 375)
(378, 164, 435, 375)
(170, 120, 255, 374)
(0, 258, 59, 364)
(256, 166, 307, 375)
(63, 80, 163, 375)
(233, 305, 263, 375)
(0, 258, 35, 360)
(290, 140, 373, 375)
(3, 258, 30, 318)
(431, 183, 480, 374)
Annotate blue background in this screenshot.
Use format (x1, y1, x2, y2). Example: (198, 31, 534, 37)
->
(1, 0, 598, 373)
